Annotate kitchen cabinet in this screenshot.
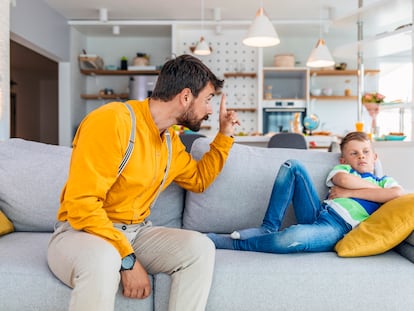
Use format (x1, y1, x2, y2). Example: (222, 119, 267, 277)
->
(260, 68, 309, 134)
(262, 67, 309, 101)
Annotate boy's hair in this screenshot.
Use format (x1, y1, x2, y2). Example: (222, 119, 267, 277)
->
(151, 54, 224, 101)
(340, 131, 372, 153)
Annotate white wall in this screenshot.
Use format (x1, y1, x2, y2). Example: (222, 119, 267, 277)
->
(0, 0, 10, 141)
(10, 0, 70, 62)
(374, 142, 414, 192)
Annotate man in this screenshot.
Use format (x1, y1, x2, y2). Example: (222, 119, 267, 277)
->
(48, 54, 239, 311)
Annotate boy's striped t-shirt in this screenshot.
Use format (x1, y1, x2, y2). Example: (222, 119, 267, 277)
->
(324, 164, 399, 228)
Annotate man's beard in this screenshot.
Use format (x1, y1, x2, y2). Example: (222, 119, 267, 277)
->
(176, 104, 209, 132)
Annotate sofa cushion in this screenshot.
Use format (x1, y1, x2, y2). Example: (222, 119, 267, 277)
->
(0, 232, 153, 311)
(148, 182, 185, 228)
(154, 249, 414, 311)
(0, 139, 71, 232)
(183, 139, 340, 233)
(0, 210, 14, 236)
(335, 193, 414, 257)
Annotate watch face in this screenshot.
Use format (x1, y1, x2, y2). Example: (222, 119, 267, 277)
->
(122, 255, 135, 270)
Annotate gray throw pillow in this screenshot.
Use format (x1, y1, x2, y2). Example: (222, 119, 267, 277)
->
(0, 139, 71, 232)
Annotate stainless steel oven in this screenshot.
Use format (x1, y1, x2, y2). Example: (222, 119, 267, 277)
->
(262, 100, 306, 134)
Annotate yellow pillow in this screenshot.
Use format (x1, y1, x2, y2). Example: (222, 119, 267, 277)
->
(335, 193, 414, 257)
(0, 210, 14, 236)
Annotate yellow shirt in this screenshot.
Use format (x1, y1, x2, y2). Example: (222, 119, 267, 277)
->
(58, 99, 233, 257)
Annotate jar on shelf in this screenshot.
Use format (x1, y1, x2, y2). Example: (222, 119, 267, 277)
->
(344, 79, 351, 96)
(133, 53, 149, 66)
(265, 85, 272, 99)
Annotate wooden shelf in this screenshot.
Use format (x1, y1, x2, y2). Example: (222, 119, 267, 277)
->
(224, 72, 257, 78)
(227, 107, 257, 112)
(311, 95, 358, 100)
(80, 69, 160, 76)
(81, 93, 129, 100)
(310, 69, 380, 76)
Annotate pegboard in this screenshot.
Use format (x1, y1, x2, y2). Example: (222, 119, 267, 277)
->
(176, 29, 259, 136)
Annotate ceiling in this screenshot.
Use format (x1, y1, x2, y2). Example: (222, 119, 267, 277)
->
(42, 0, 412, 39)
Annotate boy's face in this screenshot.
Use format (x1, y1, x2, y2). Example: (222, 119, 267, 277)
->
(340, 139, 378, 173)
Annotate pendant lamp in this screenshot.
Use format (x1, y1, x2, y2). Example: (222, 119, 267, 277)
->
(243, 7, 280, 48)
(306, 3, 334, 68)
(306, 38, 335, 67)
(194, 0, 212, 56)
(194, 37, 211, 55)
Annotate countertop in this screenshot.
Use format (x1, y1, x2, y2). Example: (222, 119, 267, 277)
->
(234, 135, 338, 149)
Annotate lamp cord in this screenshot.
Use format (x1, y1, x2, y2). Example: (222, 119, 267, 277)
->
(200, 0, 204, 34)
(319, 0, 322, 38)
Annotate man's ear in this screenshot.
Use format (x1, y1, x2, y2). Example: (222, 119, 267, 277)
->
(179, 88, 192, 107)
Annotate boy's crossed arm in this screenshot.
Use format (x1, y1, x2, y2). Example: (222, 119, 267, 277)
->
(329, 172, 404, 203)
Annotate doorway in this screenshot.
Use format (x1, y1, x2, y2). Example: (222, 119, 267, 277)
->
(10, 40, 58, 145)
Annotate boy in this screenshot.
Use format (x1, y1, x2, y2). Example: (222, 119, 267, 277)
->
(207, 132, 404, 253)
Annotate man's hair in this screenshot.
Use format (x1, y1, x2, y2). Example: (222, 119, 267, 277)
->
(151, 54, 224, 101)
(340, 131, 372, 153)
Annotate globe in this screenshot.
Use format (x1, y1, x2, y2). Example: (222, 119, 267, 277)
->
(303, 114, 320, 131)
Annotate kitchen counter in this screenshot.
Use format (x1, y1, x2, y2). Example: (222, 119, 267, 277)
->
(234, 135, 338, 149)
(233, 136, 270, 148)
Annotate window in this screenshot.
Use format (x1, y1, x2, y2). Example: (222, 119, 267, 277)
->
(377, 62, 412, 139)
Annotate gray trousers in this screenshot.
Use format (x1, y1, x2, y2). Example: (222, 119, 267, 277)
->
(47, 221, 215, 311)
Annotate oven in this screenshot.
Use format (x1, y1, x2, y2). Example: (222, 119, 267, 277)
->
(262, 100, 306, 134)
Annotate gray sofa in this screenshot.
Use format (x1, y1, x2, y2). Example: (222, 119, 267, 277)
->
(1, 137, 414, 311)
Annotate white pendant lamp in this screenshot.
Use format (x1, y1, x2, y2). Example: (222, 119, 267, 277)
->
(243, 7, 280, 48)
(194, 37, 211, 55)
(306, 38, 335, 67)
(306, 2, 334, 68)
(193, 0, 212, 56)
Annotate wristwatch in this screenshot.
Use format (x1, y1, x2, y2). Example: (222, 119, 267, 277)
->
(120, 253, 136, 271)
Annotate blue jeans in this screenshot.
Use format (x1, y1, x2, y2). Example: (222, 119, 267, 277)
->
(234, 159, 352, 253)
